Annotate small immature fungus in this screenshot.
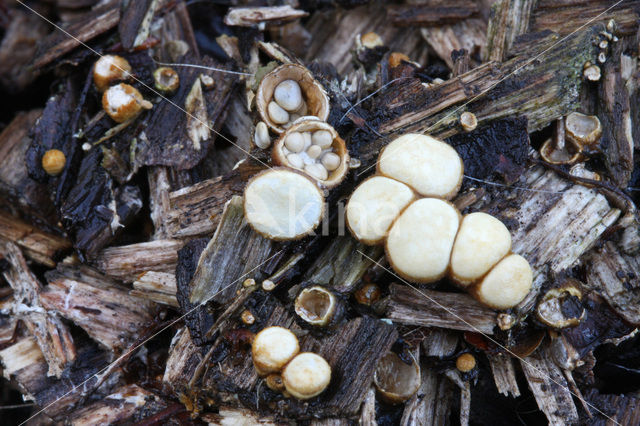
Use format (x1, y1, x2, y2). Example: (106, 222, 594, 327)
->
(93, 55, 131, 92)
(460, 111, 478, 132)
(251, 326, 300, 376)
(42, 149, 66, 176)
(294, 286, 337, 327)
(536, 279, 584, 329)
(353, 283, 381, 306)
(257, 64, 330, 133)
(456, 353, 477, 373)
(153, 67, 180, 93)
(388, 52, 411, 68)
(377, 133, 463, 199)
(243, 168, 324, 240)
(282, 352, 332, 400)
(473, 254, 533, 309)
(272, 119, 349, 188)
(449, 213, 512, 286)
(102, 83, 153, 123)
(360, 31, 384, 49)
(583, 64, 601, 81)
(346, 176, 415, 244)
(374, 351, 420, 404)
(386, 198, 460, 283)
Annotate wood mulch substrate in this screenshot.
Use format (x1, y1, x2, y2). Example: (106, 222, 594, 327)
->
(1, 1, 640, 424)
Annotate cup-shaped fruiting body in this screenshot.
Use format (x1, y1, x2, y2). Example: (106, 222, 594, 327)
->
(254, 121, 271, 149)
(386, 198, 460, 283)
(374, 351, 420, 404)
(583, 64, 601, 81)
(243, 168, 324, 241)
(251, 326, 300, 376)
(294, 286, 337, 327)
(346, 176, 415, 244)
(360, 31, 384, 49)
(153, 67, 180, 93)
(282, 352, 331, 400)
(460, 112, 477, 132)
(377, 133, 463, 199)
(265, 373, 285, 392)
(388, 52, 411, 68)
(473, 254, 533, 309)
(449, 213, 512, 286)
(42, 149, 66, 176)
(93, 55, 131, 92)
(353, 283, 382, 306)
(272, 119, 349, 188)
(256, 64, 330, 134)
(565, 112, 602, 153)
(102, 83, 153, 123)
(540, 137, 582, 165)
(536, 279, 584, 329)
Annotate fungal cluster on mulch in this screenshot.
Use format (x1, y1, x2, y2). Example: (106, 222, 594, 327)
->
(1, 1, 640, 425)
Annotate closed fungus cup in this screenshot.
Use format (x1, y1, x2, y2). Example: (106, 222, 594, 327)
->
(377, 134, 463, 200)
(93, 55, 132, 92)
(282, 352, 332, 400)
(374, 351, 421, 404)
(251, 326, 300, 376)
(257, 64, 330, 134)
(272, 119, 349, 188)
(102, 83, 152, 123)
(386, 198, 461, 283)
(243, 168, 324, 241)
(346, 176, 415, 245)
(449, 212, 512, 286)
(472, 254, 533, 309)
(294, 286, 337, 327)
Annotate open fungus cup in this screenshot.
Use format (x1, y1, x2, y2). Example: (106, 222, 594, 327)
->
(257, 64, 330, 134)
(272, 119, 349, 188)
(374, 351, 421, 404)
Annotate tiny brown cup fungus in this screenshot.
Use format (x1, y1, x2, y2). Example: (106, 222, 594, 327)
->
(153, 67, 180, 93)
(256, 64, 330, 134)
(360, 31, 384, 49)
(386, 198, 460, 283)
(102, 83, 153, 123)
(536, 279, 584, 329)
(354, 283, 382, 306)
(243, 168, 324, 241)
(265, 373, 285, 392)
(251, 326, 300, 376)
(540, 137, 581, 165)
(272, 119, 349, 188)
(42, 149, 66, 176)
(374, 351, 420, 404)
(93, 55, 132, 92)
(565, 112, 602, 153)
(460, 111, 478, 132)
(294, 286, 337, 327)
(388, 52, 411, 68)
(456, 353, 476, 373)
(473, 254, 533, 310)
(449, 212, 512, 286)
(282, 352, 332, 400)
(346, 176, 415, 244)
(377, 133, 463, 199)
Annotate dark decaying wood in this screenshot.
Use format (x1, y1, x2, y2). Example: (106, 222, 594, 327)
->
(389, 1, 479, 27)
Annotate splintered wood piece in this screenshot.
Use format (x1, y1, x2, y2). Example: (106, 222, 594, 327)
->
(368, 24, 600, 152)
(201, 408, 278, 425)
(389, 2, 479, 26)
(304, 235, 384, 293)
(359, 387, 377, 426)
(386, 284, 497, 334)
(0, 241, 76, 378)
(0, 212, 71, 267)
(420, 18, 486, 69)
(163, 327, 204, 395)
(164, 161, 265, 238)
(422, 328, 459, 358)
(32, 1, 120, 68)
(70, 384, 167, 426)
(187, 196, 279, 305)
(484, 0, 535, 62)
(489, 166, 620, 313)
(401, 363, 455, 426)
(530, 1, 640, 36)
(487, 354, 520, 397)
(585, 241, 640, 325)
(40, 266, 156, 352)
(225, 6, 308, 27)
(0, 335, 110, 419)
(131, 271, 178, 307)
(585, 389, 640, 425)
(118, 0, 158, 50)
(94, 239, 183, 282)
(520, 343, 579, 425)
(148, 166, 172, 240)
